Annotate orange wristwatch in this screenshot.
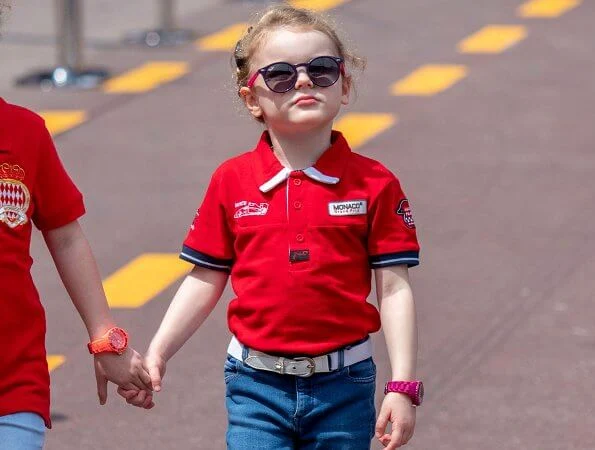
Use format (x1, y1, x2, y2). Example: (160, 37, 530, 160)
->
(87, 327, 129, 355)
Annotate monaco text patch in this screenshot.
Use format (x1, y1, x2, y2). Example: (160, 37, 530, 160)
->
(328, 200, 367, 216)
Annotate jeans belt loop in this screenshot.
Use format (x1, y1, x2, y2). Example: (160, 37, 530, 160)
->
(338, 348, 345, 370)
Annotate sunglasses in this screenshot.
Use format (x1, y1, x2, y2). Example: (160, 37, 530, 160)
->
(247, 56, 345, 93)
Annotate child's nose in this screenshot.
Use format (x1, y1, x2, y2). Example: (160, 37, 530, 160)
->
(294, 68, 313, 89)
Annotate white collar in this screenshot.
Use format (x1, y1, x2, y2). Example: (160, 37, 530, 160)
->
(259, 167, 340, 193)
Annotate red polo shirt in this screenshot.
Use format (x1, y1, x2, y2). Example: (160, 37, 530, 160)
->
(0, 98, 85, 427)
(182, 131, 419, 356)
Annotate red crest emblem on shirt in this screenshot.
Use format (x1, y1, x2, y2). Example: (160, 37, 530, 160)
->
(0, 163, 30, 229)
(396, 199, 415, 229)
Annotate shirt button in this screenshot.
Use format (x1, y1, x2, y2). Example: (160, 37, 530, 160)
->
(296, 234, 304, 242)
(293, 179, 302, 186)
(293, 201, 302, 209)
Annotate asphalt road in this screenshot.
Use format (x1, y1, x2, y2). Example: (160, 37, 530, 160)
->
(2, 0, 594, 449)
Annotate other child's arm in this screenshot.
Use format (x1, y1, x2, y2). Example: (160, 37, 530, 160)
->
(44, 220, 153, 406)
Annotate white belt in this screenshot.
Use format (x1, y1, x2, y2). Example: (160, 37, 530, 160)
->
(227, 336, 373, 378)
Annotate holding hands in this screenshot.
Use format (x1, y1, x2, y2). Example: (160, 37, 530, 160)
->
(94, 347, 154, 408)
(117, 350, 166, 409)
(87, 326, 155, 408)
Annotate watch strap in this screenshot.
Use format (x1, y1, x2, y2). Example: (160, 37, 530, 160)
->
(87, 338, 113, 354)
(384, 380, 423, 406)
(87, 327, 129, 355)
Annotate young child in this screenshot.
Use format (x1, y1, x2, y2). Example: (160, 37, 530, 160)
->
(0, 6, 154, 449)
(122, 5, 422, 449)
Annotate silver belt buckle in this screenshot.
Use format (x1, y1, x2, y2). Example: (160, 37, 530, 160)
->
(275, 356, 316, 377)
(293, 357, 316, 377)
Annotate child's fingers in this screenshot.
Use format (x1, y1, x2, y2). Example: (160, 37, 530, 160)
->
(138, 367, 153, 391)
(95, 371, 108, 406)
(117, 386, 140, 400)
(141, 393, 154, 409)
(149, 366, 162, 392)
(375, 408, 390, 441)
(126, 390, 148, 407)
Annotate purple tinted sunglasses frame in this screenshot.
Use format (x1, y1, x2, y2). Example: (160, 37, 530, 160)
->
(246, 56, 345, 93)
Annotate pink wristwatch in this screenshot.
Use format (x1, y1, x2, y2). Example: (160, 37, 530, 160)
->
(384, 380, 424, 406)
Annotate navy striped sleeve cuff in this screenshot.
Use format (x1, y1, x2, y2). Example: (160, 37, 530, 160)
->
(180, 245, 233, 272)
(369, 251, 420, 268)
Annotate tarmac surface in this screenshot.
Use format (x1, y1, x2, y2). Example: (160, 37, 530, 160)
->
(1, 0, 594, 449)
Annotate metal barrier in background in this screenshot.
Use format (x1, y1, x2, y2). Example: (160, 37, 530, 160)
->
(16, 0, 109, 89)
(124, 0, 195, 47)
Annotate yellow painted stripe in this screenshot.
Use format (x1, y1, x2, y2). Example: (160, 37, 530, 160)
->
(335, 113, 396, 149)
(391, 64, 468, 96)
(40, 110, 86, 136)
(518, 0, 581, 17)
(104, 254, 191, 308)
(47, 355, 66, 372)
(289, 0, 351, 11)
(103, 62, 189, 94)
(196, 23, 248, 51)
(458, 25, 527, 54)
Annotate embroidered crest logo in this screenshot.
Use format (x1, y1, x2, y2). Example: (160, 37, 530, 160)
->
(396, 199, 415, 229)
(233, 200, 269, 219)
(0, 163, 30, 229)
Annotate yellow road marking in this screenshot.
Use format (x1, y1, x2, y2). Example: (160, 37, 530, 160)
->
(391, 64, 468, 96)
(289, 0, 351, 11)
(47, 355, 66, 372)
(335, 113, 396, 149)
(458, 25, 527, 54)
(103, 62, 189, 94)
(103, 254, 191, 308)
(196, 23, 248, 51)
(40, 110, 86, 136)
(518, 0, 581, 18)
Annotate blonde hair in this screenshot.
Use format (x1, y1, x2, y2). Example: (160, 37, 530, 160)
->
(233, 4, 365, 91)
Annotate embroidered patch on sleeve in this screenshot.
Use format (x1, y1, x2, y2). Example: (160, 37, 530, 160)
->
(396, 199, 415, 229)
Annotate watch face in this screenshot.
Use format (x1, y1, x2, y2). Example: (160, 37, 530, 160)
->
(417, 382, 424, 405)
(108, 328, 127, 350)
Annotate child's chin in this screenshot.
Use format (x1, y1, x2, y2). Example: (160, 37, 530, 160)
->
(289, 112, 332, 128)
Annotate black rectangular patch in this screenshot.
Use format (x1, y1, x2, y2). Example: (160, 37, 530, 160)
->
(289, 249, 310, 263)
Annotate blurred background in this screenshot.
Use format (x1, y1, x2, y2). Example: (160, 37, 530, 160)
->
(1, 0, 594, 449)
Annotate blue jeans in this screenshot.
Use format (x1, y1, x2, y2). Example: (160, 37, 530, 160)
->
(224, 354, 376, 450)
(0, 412, 45, 450)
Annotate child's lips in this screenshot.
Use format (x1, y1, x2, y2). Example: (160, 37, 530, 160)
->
(294, 96, 318, 105)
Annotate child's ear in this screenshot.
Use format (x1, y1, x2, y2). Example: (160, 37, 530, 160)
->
(341, 74, 352, 106)
(239, 87, 264, 119)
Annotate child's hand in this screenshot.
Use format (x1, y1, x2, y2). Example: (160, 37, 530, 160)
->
(94, 347, 153, 405)
(117, 387, 155, 409)
(375, 392, 417, 449)
(144, 350, 167, 392)
(117, 350, 165, 408)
